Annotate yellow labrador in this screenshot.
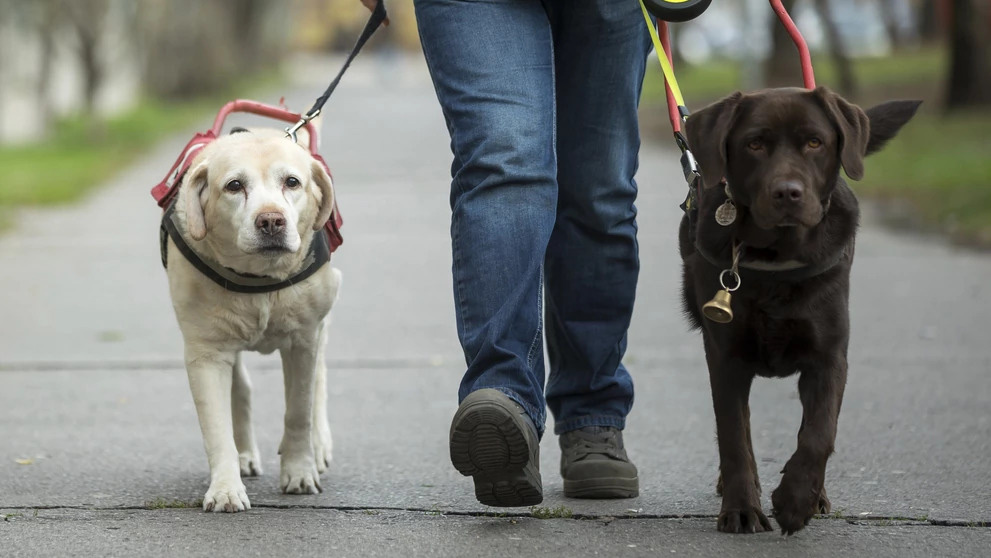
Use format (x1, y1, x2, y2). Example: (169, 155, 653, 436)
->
(165, 127, 340, 512)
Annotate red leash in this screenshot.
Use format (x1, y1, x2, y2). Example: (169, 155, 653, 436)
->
(769, 0, 816, 89)
(658, 21, 682, 134)
(654, 0, 815, 138)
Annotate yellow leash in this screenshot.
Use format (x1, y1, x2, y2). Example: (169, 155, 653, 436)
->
(639, 0, 685, 109)
(639, 0, 700, 210)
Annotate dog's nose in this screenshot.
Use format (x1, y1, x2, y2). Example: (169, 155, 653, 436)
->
(255, 212, 286, 236)
(771, 181, 804, 203)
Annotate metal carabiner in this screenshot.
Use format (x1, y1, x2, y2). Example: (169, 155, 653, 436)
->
(284, 109, 321, 143)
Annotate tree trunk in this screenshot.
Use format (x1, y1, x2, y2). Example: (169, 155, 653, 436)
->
(63, 0, 108, 116)
(945, 0, 991, 110)
(918, 0, 940, 41)
(37, 5, 58, 128)
(813, 0, 857, 97)
(763, 0, 803, 87)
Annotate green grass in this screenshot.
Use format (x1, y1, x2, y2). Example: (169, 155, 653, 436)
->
(530, 505, 574, 519)
(855, 110, 991, 244)
(144, 497, 203, 509)
(0, 70, 282, 212)
(642, 48, 945, 107)
(642, 46, 991, 247)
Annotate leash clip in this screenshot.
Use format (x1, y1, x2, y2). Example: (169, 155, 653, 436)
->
(680, 149, 701, 185)
(674, 131, 700, 185)
(285, 109, 321, 143)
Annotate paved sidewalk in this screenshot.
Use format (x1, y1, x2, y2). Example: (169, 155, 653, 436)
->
(1, 55, 989, 556)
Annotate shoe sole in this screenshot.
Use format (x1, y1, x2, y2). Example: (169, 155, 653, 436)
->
(564, 477, 639, 499)
(450, 391, 543, 507)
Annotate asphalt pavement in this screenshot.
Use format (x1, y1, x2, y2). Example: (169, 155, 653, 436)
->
(1, 54, 989, 556)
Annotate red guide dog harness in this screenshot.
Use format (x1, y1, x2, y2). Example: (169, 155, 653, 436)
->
(151, 104, 344, 294)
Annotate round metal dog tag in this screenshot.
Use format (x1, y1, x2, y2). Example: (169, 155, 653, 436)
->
(715, 200, 737, 226)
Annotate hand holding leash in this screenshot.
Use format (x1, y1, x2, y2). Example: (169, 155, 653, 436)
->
(360, 0, 389, 26)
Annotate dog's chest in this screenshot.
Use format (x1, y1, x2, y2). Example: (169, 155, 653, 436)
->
(735, 286, 838, 377)
(230, 297, 316, 354)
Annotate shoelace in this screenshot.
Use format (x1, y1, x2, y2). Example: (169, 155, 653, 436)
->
(565, 429, 625, 461)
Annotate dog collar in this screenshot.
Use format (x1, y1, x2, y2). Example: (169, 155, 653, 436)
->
(694, 182, 847, 282)
(695, 241, 847, 282)
(160, 200, 331, 294)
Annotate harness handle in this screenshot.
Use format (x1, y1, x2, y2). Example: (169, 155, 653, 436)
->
(211, 100, 322, 155)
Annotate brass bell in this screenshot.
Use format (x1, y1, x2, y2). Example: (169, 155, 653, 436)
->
(703, 289, 734, 323)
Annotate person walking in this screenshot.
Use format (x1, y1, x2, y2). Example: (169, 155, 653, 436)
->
(362, 0, 651, 507)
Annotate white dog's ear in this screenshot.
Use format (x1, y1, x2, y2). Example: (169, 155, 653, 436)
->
(311, 160, 335, 231)
(184, 161, 209, 240)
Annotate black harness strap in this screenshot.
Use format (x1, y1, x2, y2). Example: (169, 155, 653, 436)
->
(160, 200, 330, 294)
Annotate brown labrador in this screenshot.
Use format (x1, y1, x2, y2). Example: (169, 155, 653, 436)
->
(680, 87, 920, 534)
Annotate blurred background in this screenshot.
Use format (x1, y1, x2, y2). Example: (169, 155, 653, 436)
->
(0, 0, 988, 245)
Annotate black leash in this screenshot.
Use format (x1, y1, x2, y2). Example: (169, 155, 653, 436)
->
(286, 0, 389, 140)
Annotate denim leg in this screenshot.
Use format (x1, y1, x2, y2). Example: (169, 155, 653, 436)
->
(415, 0, 556, 434)
(542, 1, 652, 435)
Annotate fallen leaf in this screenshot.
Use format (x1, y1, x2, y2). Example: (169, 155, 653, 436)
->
(15, 458, 33, 465)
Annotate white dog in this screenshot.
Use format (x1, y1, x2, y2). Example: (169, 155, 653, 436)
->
(163, 126, 341, 512)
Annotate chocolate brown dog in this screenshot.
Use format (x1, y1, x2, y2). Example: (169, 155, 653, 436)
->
(680, 87, 920, 534)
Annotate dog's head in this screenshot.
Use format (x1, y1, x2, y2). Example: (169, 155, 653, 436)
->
(176, 132, 334, 276)
(686, 87, 918, 230)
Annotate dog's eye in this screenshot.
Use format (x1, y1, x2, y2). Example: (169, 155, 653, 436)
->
(807, 138, 822, 149)
(285, 176, 301, 189)
(224, 180, 243, 192)
(747, 139, 763, 151)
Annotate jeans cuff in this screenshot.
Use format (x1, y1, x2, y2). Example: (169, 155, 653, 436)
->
(553, 414, 626, 436)
(472, 386, 546, 439)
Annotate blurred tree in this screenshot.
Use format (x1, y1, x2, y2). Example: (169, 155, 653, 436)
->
(945, 0, 991, 110)
(62, 0, 110, 115)
(880, 0, 908, 48)
(138, 0, 288, 99)
(763, 0, 803, 86)
(35, 1, 60, 127)
(293, 0, 420, 52)
(813, 0, 857, 96)
(918, 0, 941, 41)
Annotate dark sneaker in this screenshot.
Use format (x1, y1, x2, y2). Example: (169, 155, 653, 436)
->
(449, 389, 543, 507)
(559, 426, 639, 499)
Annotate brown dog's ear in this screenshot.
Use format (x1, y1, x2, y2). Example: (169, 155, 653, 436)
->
(813, 86, 870, 181)
(183, 161, 209, 240)
(864, 100, 922, 156)
(311, 160, 335, 231)
(685, 92, 742, 188)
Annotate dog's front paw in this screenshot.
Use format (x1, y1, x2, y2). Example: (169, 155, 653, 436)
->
(718, 505, 773, 534)
(280, 455, 322, 494)
(203, 480, 250, 513)
(771, 470, 822, 535)
(239, 447, 263, 477)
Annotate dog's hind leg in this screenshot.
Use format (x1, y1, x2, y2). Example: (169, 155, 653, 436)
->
(232, 353, 262, 477)
(771, 356, 848, 535)
(311, 322, 333, 474)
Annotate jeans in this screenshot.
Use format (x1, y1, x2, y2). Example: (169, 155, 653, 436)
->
(415, 0, 651, 437)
